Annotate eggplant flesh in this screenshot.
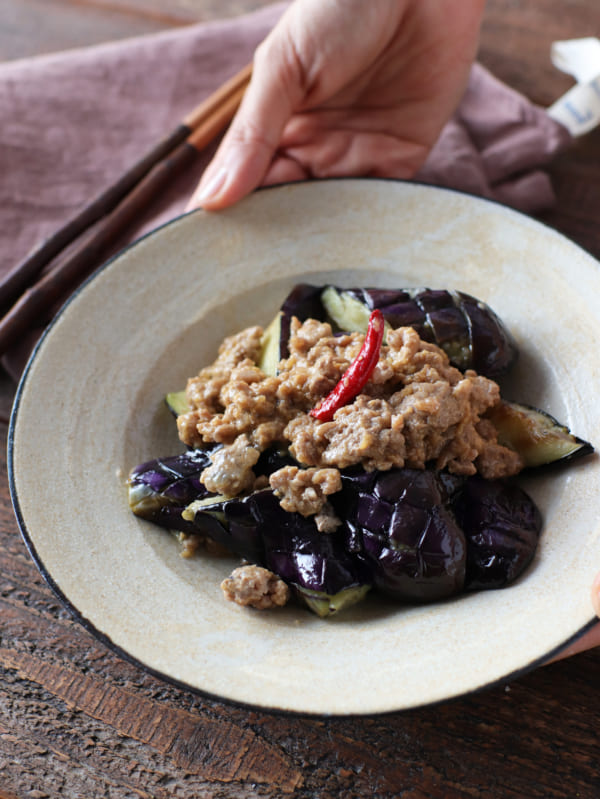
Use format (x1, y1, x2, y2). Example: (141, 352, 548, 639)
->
(486, 401, 594, 468)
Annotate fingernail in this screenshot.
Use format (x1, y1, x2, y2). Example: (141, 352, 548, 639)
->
(189, 167, 228, 209)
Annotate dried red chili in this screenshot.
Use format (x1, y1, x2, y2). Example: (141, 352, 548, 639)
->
(310, 308, 385, 422)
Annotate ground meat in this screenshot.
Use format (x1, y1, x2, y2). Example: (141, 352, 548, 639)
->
(177, 326, 264, 448)
(269, 466, 342, 516)
(200, 434, 260, 496)
(221, 565, 290, 609)
(474, 419, 524, 478)
(176, 532, 231, 559)
(285, 397, 406, 471)
(314, 502, 342, 533)
(178, 317, 523, 512)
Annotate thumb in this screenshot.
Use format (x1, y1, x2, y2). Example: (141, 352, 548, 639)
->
(187, 35, 303, 211)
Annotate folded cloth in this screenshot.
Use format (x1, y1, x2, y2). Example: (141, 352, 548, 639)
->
(417, 62, 571, 208)
(0, 1, 571, 380)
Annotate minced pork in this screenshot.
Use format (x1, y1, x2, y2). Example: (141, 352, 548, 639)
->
(176, 316, 523, 521)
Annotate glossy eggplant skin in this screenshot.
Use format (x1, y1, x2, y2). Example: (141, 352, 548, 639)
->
(453, 476, 543, 590)
(127, 449, 215, 532)
(130, 452, 544, 609)
(252, 490, 370, 604)
(127, 447, 294, 531)
(341, 286, 518, 377)
(186, 488, 371, 614)
(280, 284, 518, 378)
(333, 468, 467, 602)
(279, 283, 324, 360)
(129, 450, 371, 613)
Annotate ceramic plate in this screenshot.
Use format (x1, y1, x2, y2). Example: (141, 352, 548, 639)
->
(9, 180, 600, 716)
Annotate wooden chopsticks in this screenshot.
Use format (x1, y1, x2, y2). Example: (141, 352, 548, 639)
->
(0, 62, 251, 358)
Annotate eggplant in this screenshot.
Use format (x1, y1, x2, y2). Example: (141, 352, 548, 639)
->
(453, 476, 543, 589)
(333, 468, 467, 603)
(320, 285, 518, 378)
(277, 282, 519, 377)
(165, 390, 190, 417)
(127, 447, 293, 523)
(127, 449, 217, 531)
(183, 488, 371, 616)
(128, 449, 369, 615)
(486, 401, 594, 469)
(129, 452, 544, 610)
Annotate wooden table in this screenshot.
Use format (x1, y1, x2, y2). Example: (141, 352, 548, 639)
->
(1, 2, 599, 797)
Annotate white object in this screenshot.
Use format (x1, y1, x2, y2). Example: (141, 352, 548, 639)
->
(548, 37, 600, 136)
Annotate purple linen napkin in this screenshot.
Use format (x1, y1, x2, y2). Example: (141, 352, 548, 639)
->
(0, 2, 571, 379)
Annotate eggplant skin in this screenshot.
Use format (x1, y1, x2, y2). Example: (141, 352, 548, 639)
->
(186, 488, 372, 614)
(334, 468, 467, 603)
(453, 477, 543, 590)
(127, 449, 216, 531)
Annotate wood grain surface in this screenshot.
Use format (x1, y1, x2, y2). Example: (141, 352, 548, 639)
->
(1, 1, 599, 797)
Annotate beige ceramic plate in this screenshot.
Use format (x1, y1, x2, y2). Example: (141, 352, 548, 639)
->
(9, 180, 600, 716)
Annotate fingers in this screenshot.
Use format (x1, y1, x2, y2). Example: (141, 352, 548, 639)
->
(187, 15, 305, 211)
(186, 79, 292, 210)
(186, 0, 408, 211)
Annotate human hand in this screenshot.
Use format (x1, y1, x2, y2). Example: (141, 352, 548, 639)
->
(188, 0, 486, 210)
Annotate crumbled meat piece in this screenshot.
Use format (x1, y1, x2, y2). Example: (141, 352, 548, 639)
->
(176, 532, 231, 558)
(269, 465, 342, 516)
(314, 501, 342, 533)
(201, 434, 260, 496)
(221, 565, 290, 609)
(178, 318, 523, 509)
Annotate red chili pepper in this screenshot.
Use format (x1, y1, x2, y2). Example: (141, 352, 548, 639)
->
(310, 309, 385, 422)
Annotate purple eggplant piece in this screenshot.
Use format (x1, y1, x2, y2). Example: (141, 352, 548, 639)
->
(453, 476, 543, 589)
(293, 284, 517, 377)
(333, 468, 467, 602)
(127, 446, 294, 535)
(454, 292, 517, 378)
(278, 283, 324, 360)
(130, 449, 370, 613)
(345, 288, 410, 308)
(187, 487, 371, 615)
(188, 489, 269, 566)
(127, 449, 217, 530)
(359, 286, 517, 376)
(251, 490, 370, 596)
